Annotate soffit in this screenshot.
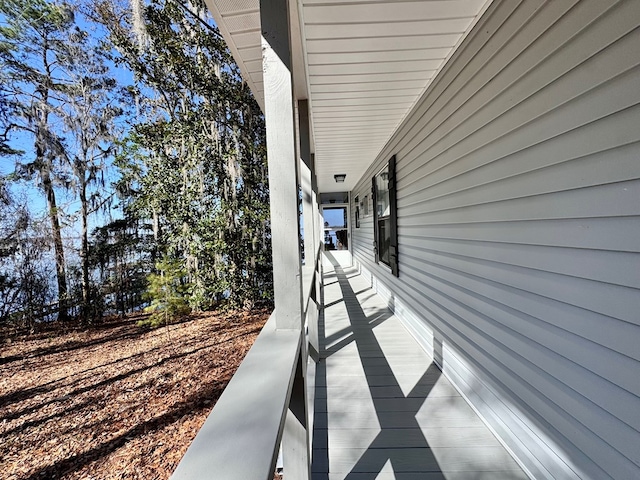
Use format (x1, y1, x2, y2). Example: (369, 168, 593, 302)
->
(204, 0, 265, 110)
(205, 0, 493, 193)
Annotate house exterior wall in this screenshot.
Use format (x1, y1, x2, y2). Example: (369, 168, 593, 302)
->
(349, 0, 640, 478)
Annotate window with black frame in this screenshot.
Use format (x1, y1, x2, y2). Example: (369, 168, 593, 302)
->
(375, 167, 391, 264)
(372, 155, 398, 276)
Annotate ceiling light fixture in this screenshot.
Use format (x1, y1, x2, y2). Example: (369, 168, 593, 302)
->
(334, 174, 346, 183)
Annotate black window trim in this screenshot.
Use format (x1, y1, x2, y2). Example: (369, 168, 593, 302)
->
(372, 155, 398, 277)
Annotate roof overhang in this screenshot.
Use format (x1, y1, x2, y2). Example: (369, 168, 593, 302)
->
(205, 0, 493, 193)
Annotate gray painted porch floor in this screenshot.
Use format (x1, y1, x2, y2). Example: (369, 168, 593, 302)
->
(310, 252, 528, 480)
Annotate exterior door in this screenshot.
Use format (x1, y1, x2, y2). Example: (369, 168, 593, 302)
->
(322, 205, 349, 251)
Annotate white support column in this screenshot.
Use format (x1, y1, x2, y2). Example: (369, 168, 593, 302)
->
(260, 0, 303, 332)
(260, 2, 310, 479)
(314, 152, 323, 357)
(300, 161, 315, 268)
(299, 100, 316, 271)
(314, 155, 323, 253)
(315, 153, 323, 294)
(299, 100, 320, 359)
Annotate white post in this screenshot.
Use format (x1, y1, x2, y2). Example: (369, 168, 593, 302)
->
(260, 0, 303, 331)
(260, 1, 310, 479)
(299, 100, 320, 359)
(299, 100, 316, 272)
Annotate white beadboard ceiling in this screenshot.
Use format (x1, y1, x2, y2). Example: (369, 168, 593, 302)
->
(204, 0, 492, 193)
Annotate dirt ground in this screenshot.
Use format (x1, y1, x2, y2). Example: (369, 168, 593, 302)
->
(0, 310, 269, 480)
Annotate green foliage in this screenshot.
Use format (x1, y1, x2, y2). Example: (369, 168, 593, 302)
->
(1, 0, 125, 321)
(141, 258, 191, 327)
(0, 0, 274, 326)
(0, 0, 78, 318)
(98, 0, 273, 311)
(0, 181, 55, 329)
(89, 218, 153, 316)
(0, 0, 80, 173)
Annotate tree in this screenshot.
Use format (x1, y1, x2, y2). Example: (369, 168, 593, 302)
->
(0, 178, 54, 329)
(142, 257, 191, 327)
(0, 178, 23, 321)
(58, 31, 123, 320)
(90, 217, 152, 316)
(1, 0, 124, 320)
(0, 91, 19, 156)
(96, 0, 272, 310)
(0, 0, 78, 320)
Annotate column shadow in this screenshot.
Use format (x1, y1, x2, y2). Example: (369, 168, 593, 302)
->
(311, 264, 330, 478)
(311, 252, 442, 479)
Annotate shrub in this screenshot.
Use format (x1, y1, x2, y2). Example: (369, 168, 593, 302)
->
(141, 258, 191, 327)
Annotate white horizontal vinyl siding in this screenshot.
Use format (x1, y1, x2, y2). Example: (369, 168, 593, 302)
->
(349, 0, 640, 478)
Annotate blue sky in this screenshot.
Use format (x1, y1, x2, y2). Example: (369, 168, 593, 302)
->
(0, 4, 135, 236)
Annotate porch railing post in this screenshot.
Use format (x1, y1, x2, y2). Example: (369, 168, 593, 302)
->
(260, 0, 310, 478)
(315, 156, 324, 320)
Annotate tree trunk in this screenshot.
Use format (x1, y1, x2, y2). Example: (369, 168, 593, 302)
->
(41, 165, 68, 322)
(80, 178, 90, 321)
(38, 38, 68, 322)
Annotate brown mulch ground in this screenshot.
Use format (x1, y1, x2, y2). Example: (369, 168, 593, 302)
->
(0, 309, 270, 480)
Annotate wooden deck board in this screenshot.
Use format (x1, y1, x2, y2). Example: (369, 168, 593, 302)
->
(313, 427, 503, 449)
(313, 472, 530, 480)
(311, 253, 528, 479)
(315, 382, 459, 399)
(312, 447, 523, 473)
(314, 411, 486, 430)
(317, 396, 477, 414)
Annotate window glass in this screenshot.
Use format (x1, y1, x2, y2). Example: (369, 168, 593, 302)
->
(373, 155, 398, 276)
(323, 206, 348, 250)
(375, 165, 391, 267)
(376, 168, 390, 218)
(378, 218, 390, 265)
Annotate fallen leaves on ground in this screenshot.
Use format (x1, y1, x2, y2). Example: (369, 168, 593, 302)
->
(0, 309, 270, 480)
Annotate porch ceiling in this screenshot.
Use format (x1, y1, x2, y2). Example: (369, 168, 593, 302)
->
(204, 0, 492, 193)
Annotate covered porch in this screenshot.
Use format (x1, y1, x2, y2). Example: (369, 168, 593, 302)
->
(171, 0, 640, 478)
(311, 252, 526, 479)
(170, 247, 528, 479)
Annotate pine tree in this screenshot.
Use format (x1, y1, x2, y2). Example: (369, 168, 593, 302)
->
(1, 0, 125, 321)
(142, 257, 191, 327)
(58, 32, 123, 321)
(90, 217, 152, 316)
(0, 0, 75, 319)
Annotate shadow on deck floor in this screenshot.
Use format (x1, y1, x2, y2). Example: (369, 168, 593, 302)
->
(310, 252, 527, 480)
